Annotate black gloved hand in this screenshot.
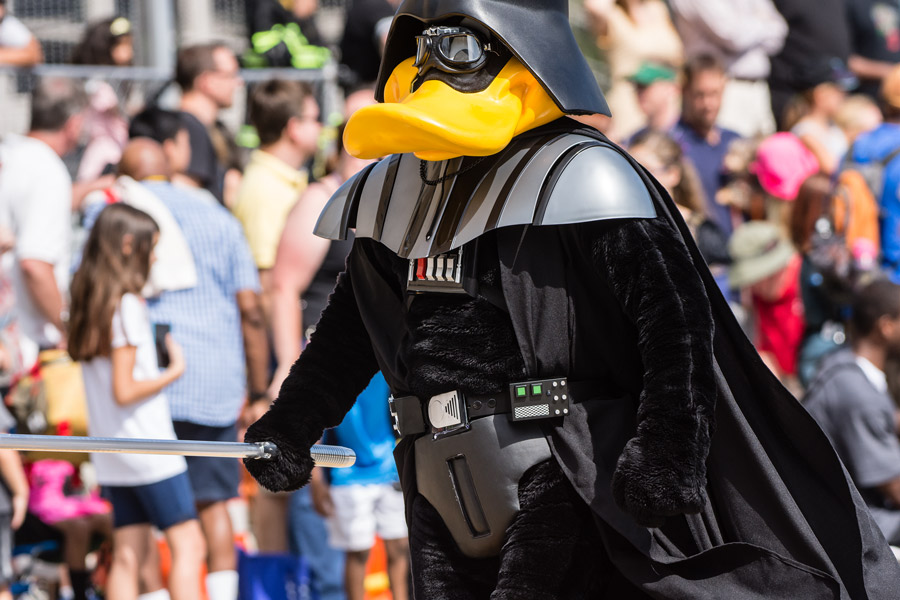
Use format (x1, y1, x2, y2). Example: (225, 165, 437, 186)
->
(242, 407, 324, 492)
(611, 434, 708, 528)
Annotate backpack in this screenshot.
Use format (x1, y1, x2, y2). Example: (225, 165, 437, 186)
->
(831, 169, 880, 256)
(805, 173, 880, 308)
(840, 141, 900, 203)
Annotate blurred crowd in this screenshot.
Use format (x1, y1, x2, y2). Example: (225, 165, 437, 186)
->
(2, 0, 900, 597)
(584, 0, 900, 565)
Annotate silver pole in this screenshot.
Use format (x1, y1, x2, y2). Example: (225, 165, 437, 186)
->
(141, 0, 177, 72)
(0, 434, 355, 468)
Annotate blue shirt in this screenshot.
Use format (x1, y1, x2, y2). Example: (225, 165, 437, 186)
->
(325, 372, 398, 486)
(851, 122, 900, 281)
(671, 120, 742, 237)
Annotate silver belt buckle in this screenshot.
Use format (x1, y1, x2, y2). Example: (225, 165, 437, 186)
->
(427, 390, 469, 439)
(388, 395, 402, 436)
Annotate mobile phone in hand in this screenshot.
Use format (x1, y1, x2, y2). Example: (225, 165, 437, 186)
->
(154, 323, 171, 368)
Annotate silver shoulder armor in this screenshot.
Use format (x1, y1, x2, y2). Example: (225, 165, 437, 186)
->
(536, 142, 656, 225)
(313, 134, 657, 255)
(313, 161, 377, 240)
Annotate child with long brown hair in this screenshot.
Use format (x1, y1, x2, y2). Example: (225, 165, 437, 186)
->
(68, 203, 205, 600)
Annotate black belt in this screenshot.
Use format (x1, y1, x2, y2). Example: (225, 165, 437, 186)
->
(390, 380, 596, 437)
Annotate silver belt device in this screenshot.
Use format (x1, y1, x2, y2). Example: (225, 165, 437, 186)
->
(390, 390, 471, 439)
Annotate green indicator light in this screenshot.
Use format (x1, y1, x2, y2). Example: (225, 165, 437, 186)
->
(516, 386, 527, 398)
(532, 384, 542, 396)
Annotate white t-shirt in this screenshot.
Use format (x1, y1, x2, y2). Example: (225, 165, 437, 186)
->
(0, 15, 34, 49)
(856, 354, 888, 394)
(0, 134, 72, 363)
(81, 293, 187, 486)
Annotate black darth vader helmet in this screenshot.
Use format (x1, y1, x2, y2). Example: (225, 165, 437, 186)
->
(375, 0, 611, 116)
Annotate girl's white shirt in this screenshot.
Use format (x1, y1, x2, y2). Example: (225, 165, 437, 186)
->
(81, 293, 187, 486)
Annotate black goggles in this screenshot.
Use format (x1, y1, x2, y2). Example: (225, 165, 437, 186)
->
(414, 26, 493, 76)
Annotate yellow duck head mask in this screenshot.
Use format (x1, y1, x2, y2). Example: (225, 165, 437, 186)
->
(344, 1, 610, 162)
(344, 52, 564, 161)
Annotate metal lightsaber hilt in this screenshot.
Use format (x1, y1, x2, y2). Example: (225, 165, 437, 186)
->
(0, 434, 356, 468)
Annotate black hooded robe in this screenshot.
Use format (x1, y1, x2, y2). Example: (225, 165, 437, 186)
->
(251, 121, 900, 598)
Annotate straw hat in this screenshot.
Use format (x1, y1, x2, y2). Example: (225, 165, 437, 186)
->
(728, 221, 795, 288)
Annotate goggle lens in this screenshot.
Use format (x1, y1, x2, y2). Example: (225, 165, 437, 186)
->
(414, 27, 488, 73)
(439, 34, 483, 65)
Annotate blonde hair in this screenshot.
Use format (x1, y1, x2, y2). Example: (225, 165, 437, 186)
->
(835, 94, 883, 142)
(630, 130, 707, 216)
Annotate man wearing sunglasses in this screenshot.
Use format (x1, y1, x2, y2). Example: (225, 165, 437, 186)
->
(245, 0, 900, 597)
(0, 0, 42, 67)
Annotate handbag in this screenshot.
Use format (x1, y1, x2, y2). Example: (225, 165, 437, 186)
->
(237, 549, 319, 600)
(6, 349, 89, 462)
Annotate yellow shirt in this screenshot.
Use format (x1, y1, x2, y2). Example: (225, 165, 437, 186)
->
(233, 150, 309, 269)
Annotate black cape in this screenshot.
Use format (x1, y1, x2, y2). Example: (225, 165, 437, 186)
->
(332, 120, 900, 598)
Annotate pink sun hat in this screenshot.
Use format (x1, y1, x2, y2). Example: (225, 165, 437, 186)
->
(750, 132, 821, 201)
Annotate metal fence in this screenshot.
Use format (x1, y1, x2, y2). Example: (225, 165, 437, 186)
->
(6, 0, 351, 65)
(0, 0, 607, 137)
(0, 63, 343, 182)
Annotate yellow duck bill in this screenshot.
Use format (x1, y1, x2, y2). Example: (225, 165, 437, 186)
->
(344, 57, 564, 162)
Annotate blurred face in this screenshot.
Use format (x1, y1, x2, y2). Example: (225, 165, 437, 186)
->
(630, 144, 681, 194)
(749, 267, 788, 301)
(812, 83, 846, 118)
(111, 35, 134, 66)
(288, 96, 322, 156)
(62, 112, 86, 155)
(636, 81, 679, 119)
(163, 128, 191, 175)
(0, 5, 6, 23)
(683, 69, 726, 131)
(200, 48, 242, 109)
(292, 0, 316, 18)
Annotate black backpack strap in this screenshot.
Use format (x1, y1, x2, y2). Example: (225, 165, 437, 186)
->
(879, 145, 900, 167)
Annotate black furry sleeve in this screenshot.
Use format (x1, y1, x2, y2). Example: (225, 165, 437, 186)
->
(243, 262, 380, 492)
(589, 216, 716, 526)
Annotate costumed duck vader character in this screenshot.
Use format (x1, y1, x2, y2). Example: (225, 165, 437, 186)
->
(245, 1, 900, 597)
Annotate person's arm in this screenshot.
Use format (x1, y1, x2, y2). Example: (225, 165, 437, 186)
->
(268, 184, 333, 398)
(846, 0, 896, 84)
(797, 132, 839, 175)
(583, 0, 614, 39)
(237, 288, 269, 401)
(71, 175, 116, 212)
(879, 477, 900, 506)
(19, 259, 65, 334)
(590, 214, 716, 527)
(309, 466, 334, 517)
(16, 155, 71, 337)
(0, 36, 43, 67)
(292, 0, 317, 19)
(111, 335, 184, 406)
(668, 0, 787, 55)
(0, 450, 28, 530)
(848, 55, 896, 84)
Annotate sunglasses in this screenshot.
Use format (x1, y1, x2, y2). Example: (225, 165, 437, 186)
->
(414, 26, 493, 77)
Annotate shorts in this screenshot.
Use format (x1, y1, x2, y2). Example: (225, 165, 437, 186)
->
(0, 515, 12, 586)
(102, 471, 197, 530)
(326, 483, 407, 552)
(173, 420, 240, 504)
